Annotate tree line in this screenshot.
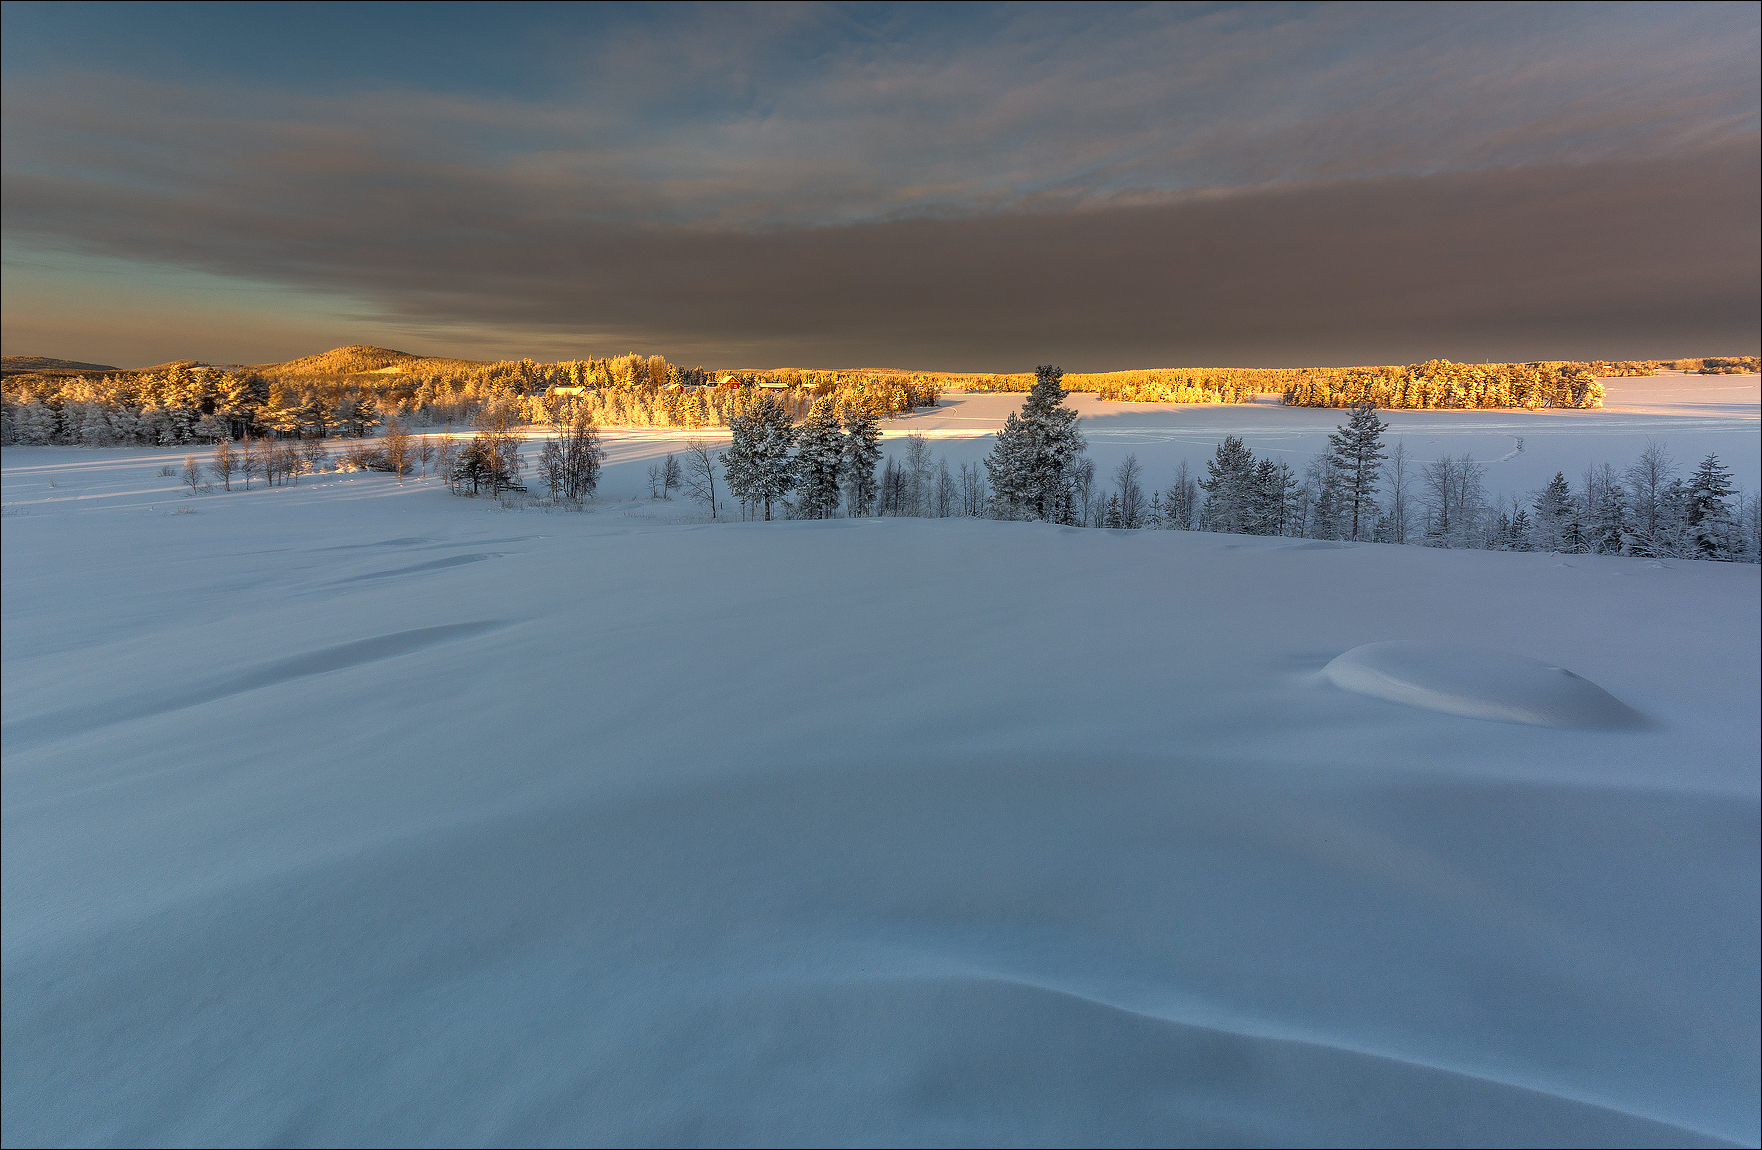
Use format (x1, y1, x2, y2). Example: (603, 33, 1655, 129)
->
(1158, 412, 1757, 562)
(7, 348, 1747, 444)
(0, 351, 951, 446)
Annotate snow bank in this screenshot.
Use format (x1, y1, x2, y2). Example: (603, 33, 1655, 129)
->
(1325, 641, 1645, 728)
(2, 448, 1757, 1147)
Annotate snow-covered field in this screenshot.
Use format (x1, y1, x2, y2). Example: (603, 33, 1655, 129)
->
(2, 379, 1758, 1147)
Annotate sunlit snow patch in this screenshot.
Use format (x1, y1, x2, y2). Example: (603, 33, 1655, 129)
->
(1324, 641, 1644, 728)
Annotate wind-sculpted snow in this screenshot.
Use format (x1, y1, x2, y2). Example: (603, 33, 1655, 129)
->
(1, 621, 508, 751)
(1325, 641, 1646, 729)
(2, 448, 1756, 1146)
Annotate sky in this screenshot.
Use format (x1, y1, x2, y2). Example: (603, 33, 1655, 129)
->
(2, 1, 1757, 371)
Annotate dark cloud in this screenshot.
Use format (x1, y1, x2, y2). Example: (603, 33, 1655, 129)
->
(2, 4, 1756, 365)
(7, 138, 1756, 368)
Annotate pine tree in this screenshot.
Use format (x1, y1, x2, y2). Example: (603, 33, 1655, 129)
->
(984, 365, 1085, 521)
(794, 397, 845, 518)
(1326, 402, 1388, 540)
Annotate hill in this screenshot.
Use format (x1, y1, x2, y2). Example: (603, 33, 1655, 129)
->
(1, 356, 120, 377)
(249, 345, 493, 379)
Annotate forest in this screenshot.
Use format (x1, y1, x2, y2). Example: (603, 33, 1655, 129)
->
(4, 346, 1750, 448)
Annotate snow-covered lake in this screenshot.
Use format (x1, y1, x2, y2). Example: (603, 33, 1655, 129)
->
(2, 379, 1757, 1146)
(585, 371, 1760, 506)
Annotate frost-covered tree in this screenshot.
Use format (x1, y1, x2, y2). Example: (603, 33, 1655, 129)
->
(1200, 436, 1257, 533)
(1685, 454, 1740, 560)
(841, 402, 882, 517)
(1420, 454, 1485, 548)
(934, 457, 956, 518)
(1249, 458, 1299, 536)
(902, 434, 934, 517)
(181, 453, 204, 495)
(1326, 402, 1388, 540)
(1624, 439, 1675, 545)
(794, 397, 845, 519)
(1157, 460, 1199, 530)
(13, 402, 59, 445)
(985, 365, 1085, 522)
(722, 393, 797, 520)
(1507, 506, 1533, 551)
(1113, 454, 1145, 528)
(192, 412, 229, 443)
(1532, 472, 1573, 552)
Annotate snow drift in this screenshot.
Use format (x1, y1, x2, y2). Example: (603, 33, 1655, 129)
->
(1324, 641, 1646, 728)
(2, 448, 1757, 1147)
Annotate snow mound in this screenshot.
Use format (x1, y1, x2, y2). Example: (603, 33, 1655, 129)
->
(1324, 641, 1644, 728)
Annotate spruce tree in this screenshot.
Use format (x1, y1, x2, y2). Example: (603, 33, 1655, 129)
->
(1687, 453, 1739, 559)
(1326, 402, 1388, 540)
(722, 393, 797, 520)
(794, 397, 845, 518)
(1532, 472, 1573, 552)
(1199, 436, 1257, 533)
(841, 401, 882, 517)
(984, 365, 1085, 521)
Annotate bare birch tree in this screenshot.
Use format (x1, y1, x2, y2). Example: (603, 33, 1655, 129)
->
(682, 437, 721, 518)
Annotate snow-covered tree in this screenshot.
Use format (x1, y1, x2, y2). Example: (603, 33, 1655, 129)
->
(985, 365, 1085, 522)
(1156, 461, 1199, 530)
(1326, 402, 1388, 540)
(1200, 436, 1258, 533)
(841, 402, 882, 517)
(1532, 472, 1573, 552)
(1686, 453, 1741, 560)
(722, 393, 797, 520)
(12, 402, 59, 445)
(1249, 458, 1299, 536)
(794, 397, 845, 519)
(1624, 439, 1675, 545)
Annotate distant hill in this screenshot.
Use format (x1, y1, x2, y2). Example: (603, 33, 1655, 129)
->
(252, 345, 421, 375)
(249, 345, 493, 378)
(1, 355, 120, 377)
